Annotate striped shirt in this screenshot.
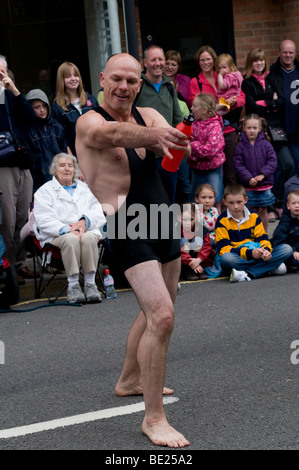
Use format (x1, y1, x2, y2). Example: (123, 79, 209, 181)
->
(215, 207, 272, 260)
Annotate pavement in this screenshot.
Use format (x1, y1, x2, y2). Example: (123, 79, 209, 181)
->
(16, 218, 280, 305)
(1, 259, 298, 450)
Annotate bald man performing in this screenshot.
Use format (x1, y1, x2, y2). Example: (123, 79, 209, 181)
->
(76, 53, 190, 448)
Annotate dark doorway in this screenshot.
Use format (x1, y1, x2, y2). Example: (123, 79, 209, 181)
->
(138, 1, 235, 77)
(0, 0, 91, 97)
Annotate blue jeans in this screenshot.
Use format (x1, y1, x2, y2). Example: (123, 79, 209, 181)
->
(176, 159, 191, 203)
(189, 166, 223, 203)
(220, 244, 293, 279)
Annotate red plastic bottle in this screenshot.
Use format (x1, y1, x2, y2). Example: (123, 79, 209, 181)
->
(161, 114, 194, 172)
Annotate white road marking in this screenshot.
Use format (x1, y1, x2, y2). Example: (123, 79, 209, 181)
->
(0, 396, 179, 439)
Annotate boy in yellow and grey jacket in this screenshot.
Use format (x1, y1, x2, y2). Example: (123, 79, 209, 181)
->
(215, 184, 292, 282)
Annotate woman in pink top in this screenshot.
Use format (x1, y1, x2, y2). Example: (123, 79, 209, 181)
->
(188, 45, 218, 105)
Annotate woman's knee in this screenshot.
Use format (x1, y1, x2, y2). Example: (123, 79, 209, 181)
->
(81, 232, 100, 249)
(66, 232, 80, 244)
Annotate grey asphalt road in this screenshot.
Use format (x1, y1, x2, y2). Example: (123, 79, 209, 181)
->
(0, 272, 299, 452)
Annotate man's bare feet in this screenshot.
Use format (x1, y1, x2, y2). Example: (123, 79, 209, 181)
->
(142, 417, 190, 448)
(115, 381, 173, 397)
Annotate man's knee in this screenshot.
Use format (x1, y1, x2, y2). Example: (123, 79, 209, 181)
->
(151, 303, 175, 336)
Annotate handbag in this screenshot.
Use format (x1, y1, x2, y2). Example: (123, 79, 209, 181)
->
(0, 130, 16, 165)
(0, 94, 32, 169)
(12, 130, 32, 169)
(268, 126, 288, 144)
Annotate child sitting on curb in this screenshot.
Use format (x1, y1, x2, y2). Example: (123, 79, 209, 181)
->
(194, 183, 218, 248)
(180, 203, 214, 281)
(272, 190, 299, 271)
(215, 183, 292, 282)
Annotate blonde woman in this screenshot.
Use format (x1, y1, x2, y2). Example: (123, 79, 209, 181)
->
(51, 62, 98, 155)
(242, 47, 293, 217)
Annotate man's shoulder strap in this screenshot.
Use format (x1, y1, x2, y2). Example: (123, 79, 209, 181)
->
(94, 106, 114, 121)
(131, 105, 146, 126)
(93, 105, 146, 127)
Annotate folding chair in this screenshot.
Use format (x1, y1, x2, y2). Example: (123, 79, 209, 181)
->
(25, 236, 107, 304)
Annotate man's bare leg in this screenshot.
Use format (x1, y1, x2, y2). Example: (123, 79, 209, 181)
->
(115, 256, 180, 397)
(120, 258, 190, 448)
(115, 311, 173, 396)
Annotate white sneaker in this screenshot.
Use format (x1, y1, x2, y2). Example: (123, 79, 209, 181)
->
(230, 269, 251, 282)
(270, 263, 287, 275)
(67, 282, 86, 304)
(84, 283, 102, 303)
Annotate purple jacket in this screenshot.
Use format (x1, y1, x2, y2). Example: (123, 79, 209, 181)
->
(234, 132, 277, 187)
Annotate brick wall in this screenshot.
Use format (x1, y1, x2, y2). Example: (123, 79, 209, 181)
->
(233, 0, 299, 70)
(119, 0, 299, 71)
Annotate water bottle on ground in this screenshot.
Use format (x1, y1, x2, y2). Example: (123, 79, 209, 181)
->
(161, 114, 194, 172)
(103, 269, 117, 299)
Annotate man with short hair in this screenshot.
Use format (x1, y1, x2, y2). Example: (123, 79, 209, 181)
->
(0, 55, 35, 282)
(137, 45, 182, 127)
(268, 40, 299, 171)
(76, 53, 190, 448)
(135, 45, 183, 203)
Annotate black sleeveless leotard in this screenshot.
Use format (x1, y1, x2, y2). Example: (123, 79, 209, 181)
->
(94, 105, 180, 271)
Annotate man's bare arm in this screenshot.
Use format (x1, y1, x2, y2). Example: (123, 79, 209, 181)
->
(76, 109, 190, 159)
(139, 107, 191, 158)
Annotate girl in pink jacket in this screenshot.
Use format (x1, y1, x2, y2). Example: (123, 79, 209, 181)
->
(216, 53, 243, 115)
(188, 93, 226, 213)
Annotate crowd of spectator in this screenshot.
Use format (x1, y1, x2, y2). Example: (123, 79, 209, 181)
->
(1, 38, 299, 294)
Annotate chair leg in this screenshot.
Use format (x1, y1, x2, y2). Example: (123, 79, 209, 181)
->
(96, 243, 106, 297)
(33, 245, 67, 303)
(33, 246, 52, 301)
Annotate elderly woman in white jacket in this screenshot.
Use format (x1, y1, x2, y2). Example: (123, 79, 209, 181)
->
(33, 153, 106, 304)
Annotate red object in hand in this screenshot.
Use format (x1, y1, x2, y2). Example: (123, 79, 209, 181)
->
(161, 114, 194, 172)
